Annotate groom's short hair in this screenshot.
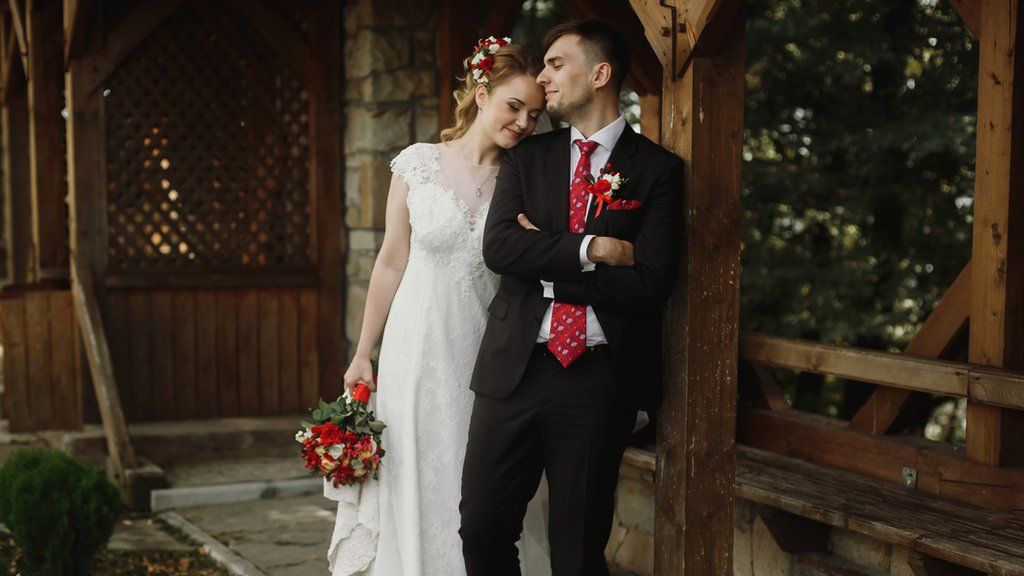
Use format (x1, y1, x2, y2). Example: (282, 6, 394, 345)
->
(543, 20, 630, 91)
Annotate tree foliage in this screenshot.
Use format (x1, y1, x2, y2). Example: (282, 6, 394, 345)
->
(742, 0, 977, 350)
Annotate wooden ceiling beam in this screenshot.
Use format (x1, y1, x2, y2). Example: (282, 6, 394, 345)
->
(85, 1, 181, 94)
(629, 0, 743, 78)
(232, 0, 324, 92)
(7, 0, 26, 77)
(950, 0, 980, 39)
(64, 0, 97, 66)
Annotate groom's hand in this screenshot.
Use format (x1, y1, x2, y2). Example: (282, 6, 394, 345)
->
(517, 213, 539, 230)
(587, 236, 634, 266)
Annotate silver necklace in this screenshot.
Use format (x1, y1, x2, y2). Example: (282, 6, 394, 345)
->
(473, 166, 500, 198)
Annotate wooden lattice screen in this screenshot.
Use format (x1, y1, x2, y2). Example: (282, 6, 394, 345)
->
(104, 4, 314, 277)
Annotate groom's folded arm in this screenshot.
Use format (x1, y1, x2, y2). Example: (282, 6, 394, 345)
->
(552, 159, 685, 308)
(482, 148, 591, 280)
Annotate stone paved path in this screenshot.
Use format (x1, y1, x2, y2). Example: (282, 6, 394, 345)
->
(179, 494, 336, 576)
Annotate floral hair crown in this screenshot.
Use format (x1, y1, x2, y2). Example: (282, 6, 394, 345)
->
(469, 36, 511, 90)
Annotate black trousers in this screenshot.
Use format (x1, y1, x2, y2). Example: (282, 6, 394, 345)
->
(460, 344, 636, 576)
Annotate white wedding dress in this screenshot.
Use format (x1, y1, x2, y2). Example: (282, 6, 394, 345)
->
(328, 142, 551, 576)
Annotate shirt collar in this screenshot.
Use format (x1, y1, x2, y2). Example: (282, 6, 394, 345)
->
(570, 114, 627, 153)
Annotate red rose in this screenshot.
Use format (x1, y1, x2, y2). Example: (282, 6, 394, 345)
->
(318, 421, 344, 445)
(479, 56, 493, 72)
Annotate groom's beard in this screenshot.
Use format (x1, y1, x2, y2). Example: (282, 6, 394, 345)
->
(546, 90, 594, 126)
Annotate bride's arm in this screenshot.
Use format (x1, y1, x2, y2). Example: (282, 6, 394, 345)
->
(344, 174, 412, 394)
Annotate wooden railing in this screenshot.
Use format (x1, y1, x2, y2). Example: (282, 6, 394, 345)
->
(741, 331, 1024, 411)
(737, 330, 1024, 515)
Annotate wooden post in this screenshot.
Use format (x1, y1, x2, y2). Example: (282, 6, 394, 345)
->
(2, 23, 32, 285)
(967, 0, 1024, 466)
(65, 3, 137, 483)
(639, 92, 661, 141)
(27, 0, 68, 279)
(645, 2, 746, 574)
(309, 0, 343, 400)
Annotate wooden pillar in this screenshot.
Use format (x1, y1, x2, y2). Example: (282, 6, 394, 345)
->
(65, 2, 137, 481)
(27, 0, 68, 279)
(639, 91, 661, 142)
(967, 0, 1024, 466)
(650, 5, 745, 575)
(2, 46, 31, 284)
(309, 0, 343, 399)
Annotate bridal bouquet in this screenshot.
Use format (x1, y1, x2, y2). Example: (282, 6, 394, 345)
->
(297, 383, 386, 488)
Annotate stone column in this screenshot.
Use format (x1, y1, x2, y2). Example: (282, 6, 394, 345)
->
(342, 0, 440, 356)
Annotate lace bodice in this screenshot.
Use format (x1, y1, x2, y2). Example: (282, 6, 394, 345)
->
(390, 143, 497, 279)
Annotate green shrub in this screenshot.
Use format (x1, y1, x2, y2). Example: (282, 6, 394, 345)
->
(0, 449, 122, 576)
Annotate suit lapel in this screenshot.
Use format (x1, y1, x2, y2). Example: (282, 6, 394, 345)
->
(546, 129, 571, 231)
(584, 125, 638, 234)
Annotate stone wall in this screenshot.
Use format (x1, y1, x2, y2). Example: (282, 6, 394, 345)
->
(342, 0, 439, 356)
(608, 454, 932, 576)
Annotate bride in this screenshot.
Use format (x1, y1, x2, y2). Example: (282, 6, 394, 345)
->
(330, 39, 550, 576)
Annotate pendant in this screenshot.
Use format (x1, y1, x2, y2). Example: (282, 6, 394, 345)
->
(475, 186, 483, 198)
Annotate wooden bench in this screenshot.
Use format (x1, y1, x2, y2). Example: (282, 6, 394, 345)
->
(736, 445, 1024, 575)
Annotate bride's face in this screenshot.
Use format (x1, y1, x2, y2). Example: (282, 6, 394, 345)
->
(475, 74, 546, 149)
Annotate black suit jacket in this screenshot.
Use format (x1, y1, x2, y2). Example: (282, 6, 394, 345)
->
(470, 125, 685, 410)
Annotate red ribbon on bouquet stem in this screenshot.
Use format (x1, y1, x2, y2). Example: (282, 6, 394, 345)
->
(352, 383, 372, 405)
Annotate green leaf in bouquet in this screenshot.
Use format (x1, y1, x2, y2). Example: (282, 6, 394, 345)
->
(312, 409, 323, 422)
(369, 420, 386, 434)
(318, 399, 328, 410)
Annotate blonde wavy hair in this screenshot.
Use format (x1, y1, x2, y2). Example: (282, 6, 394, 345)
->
(440, 43, 542, 142)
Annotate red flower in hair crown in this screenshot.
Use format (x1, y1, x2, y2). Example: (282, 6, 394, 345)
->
(470, 36, 511, 90)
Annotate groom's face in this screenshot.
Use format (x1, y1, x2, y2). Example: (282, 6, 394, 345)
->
(537, 34, 593, 123)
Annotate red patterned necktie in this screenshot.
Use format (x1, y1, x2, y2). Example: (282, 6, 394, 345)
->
(547, 139, 598, 368)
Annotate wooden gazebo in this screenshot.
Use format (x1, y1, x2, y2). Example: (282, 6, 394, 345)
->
(1, 0, 1023, 573)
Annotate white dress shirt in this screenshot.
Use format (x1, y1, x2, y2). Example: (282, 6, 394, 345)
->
(536, 114, 627, 346)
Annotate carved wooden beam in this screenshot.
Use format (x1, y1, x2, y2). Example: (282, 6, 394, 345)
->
(629, 0, 743, 78)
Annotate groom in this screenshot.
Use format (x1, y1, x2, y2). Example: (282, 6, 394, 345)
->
(460, 19, 685, 575)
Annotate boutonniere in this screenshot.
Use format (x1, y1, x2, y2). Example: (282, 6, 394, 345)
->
(585, 164, 629, 217)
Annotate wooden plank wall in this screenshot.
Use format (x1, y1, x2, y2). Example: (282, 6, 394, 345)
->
(105, 285, 321, 422)
(0, 288, 82, 431)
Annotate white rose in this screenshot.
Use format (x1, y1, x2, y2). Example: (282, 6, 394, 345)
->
(472, 52, 483, 65)
(502, 37, 511, 43)
(314, 445, 326, 456)
(295, 430, 309, 443)
(321, 456, 338, 471)
(327, 444, 345, 459)
(489, 43, 501, 52)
